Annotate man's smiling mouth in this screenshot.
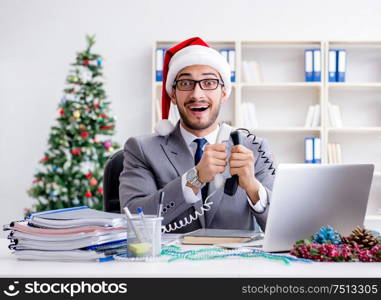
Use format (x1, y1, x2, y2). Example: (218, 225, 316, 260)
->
(188, 104, 209, 112)
(186, 101, 211, 114)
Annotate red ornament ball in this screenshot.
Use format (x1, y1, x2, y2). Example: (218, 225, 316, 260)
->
(71, 148, 81, 155)
(97, 187, 103, 194)
(32, 178, 42, 184)
(81, 131, 89, 138)
(101, 125, 114, 130)
(59, 109, 65, 115)
(90, 178, 98, 186)
(39, 157, 49, 163)
(85, 191, 92, 197)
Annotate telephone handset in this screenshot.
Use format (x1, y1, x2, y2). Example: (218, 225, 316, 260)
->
(224, 130, 242, 196)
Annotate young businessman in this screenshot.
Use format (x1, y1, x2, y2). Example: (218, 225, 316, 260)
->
(119, 37, 275, 233)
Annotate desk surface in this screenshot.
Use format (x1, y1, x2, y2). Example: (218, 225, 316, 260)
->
(1, 239, 380, 278)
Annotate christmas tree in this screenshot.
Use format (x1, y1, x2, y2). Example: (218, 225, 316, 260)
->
(27, 35, 120, 213)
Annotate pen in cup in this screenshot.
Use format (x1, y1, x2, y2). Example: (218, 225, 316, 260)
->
(137, 207, 145, 219)
(123, 207, 144, 243)
(137, 207, 149, 241)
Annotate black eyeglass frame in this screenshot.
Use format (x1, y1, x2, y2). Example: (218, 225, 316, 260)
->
(172, 79, 225, 91)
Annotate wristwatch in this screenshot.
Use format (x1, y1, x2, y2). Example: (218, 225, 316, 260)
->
(185, 167, 205, 189)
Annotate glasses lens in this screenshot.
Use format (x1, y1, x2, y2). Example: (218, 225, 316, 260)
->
(200, 79, 218, 90)
(177, 80, 195, 91)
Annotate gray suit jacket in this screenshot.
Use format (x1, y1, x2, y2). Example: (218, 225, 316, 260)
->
(119, 122, 276, 233)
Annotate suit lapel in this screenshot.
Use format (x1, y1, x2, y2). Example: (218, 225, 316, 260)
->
(160, 122, 205, 228)
(160, 122, 193, 176)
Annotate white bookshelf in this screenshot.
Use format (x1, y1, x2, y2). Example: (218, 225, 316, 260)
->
(152, 40, 381, 216)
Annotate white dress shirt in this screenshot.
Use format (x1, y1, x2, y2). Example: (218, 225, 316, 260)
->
(179, 123, 267, 213)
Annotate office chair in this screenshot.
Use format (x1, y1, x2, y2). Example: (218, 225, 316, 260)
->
(103, 149, 124, 213)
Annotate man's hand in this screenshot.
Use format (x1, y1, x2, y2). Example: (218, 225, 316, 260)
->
(229, 144, 260, 204)
(196, 143, 227, 183)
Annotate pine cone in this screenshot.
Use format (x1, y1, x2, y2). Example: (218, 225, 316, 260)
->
(346, 226, 379, 250)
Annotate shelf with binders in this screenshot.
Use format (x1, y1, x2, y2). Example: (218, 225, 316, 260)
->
(240, 41, 324, 84)
(326, 41, 381, 84)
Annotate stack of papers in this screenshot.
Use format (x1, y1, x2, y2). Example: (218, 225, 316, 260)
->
(3, 206, 128, 261)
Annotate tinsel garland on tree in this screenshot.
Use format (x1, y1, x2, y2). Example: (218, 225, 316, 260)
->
(27, 35, 119, 213)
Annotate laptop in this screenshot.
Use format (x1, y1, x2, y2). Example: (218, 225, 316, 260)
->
(223, 164, 374, 252)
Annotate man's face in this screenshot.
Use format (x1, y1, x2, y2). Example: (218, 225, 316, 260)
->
(171, 65, 228, 131)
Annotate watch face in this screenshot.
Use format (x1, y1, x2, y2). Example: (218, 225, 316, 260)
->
(186, 168, 197, 182)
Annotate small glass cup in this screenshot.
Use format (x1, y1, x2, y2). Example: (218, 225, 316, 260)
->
(126, 215, 163, 258)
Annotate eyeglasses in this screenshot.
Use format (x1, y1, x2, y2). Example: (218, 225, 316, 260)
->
(173, 79, 224, 91)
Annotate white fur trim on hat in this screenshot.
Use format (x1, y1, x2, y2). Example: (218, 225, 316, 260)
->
(165, 45, 231, 98)
(154, 119, 175, 136)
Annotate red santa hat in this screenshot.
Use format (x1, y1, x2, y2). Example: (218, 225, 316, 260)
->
(155, 37, 232, 136)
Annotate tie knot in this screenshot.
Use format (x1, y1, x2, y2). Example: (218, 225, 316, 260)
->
(194, 138, 208, 149)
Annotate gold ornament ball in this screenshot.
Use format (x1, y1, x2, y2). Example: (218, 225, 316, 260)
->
(108, 147, 114, 153)
(73, 111, 81, 119)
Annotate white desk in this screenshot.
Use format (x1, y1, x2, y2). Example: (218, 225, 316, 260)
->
(0, 239, 380, 278)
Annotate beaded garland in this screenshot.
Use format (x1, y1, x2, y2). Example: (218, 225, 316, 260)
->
(161, 245, 311, 264)
(114, 245, 312, 264)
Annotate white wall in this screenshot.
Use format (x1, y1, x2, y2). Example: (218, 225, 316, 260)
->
(1, 0, 380, 223)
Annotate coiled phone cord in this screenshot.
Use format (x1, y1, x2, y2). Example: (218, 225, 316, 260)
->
(161, 190, 217, 233)
(236, 128, 276, 176)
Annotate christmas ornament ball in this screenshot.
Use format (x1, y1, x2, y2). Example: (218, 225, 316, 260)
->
(73, 111, 81, 119)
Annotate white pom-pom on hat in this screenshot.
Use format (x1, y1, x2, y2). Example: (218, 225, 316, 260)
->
(154, 119, 175, 136)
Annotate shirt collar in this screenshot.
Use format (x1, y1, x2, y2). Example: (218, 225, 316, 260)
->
(179, 122, 220, 147)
